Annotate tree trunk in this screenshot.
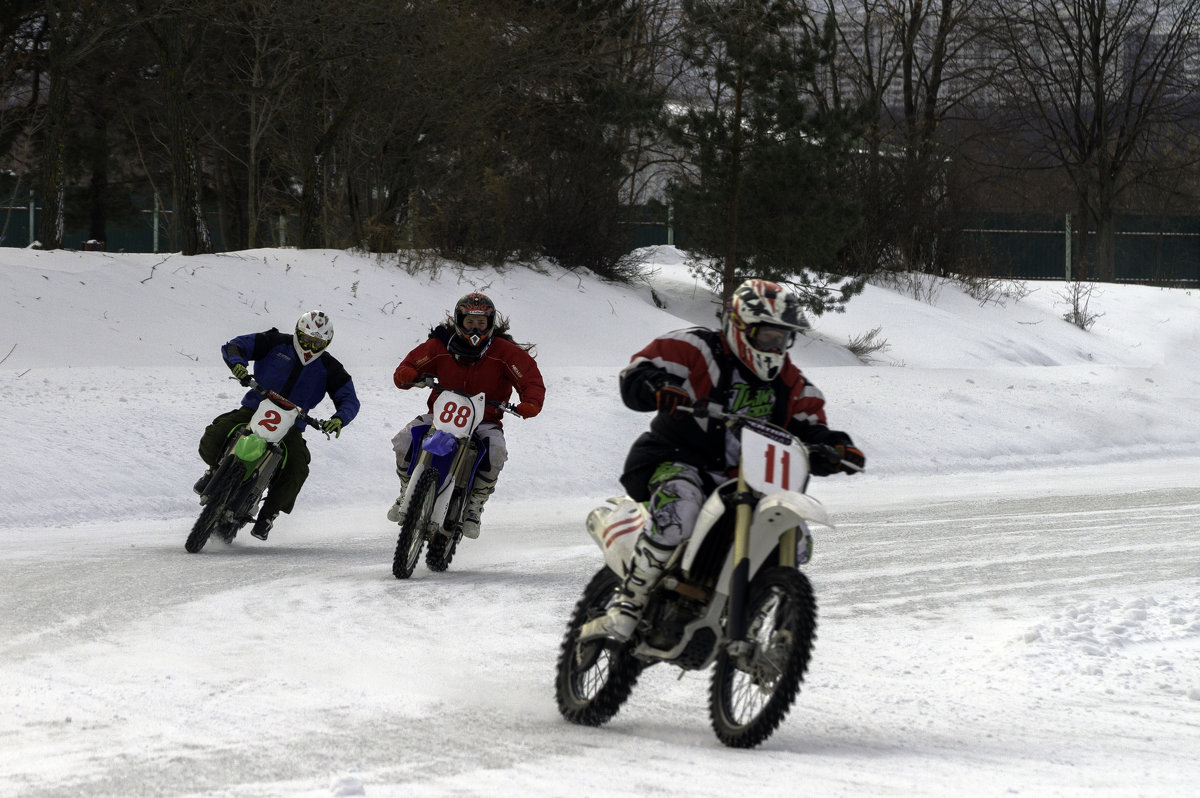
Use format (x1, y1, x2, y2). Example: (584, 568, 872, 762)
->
(37, 30, 72, 250)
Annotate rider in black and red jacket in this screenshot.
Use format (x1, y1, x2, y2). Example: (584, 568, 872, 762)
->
(584, 279, 864, 642)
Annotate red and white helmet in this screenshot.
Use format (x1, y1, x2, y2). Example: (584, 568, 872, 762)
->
(723, 279, 809, 380)
(294, 310, 333, 364)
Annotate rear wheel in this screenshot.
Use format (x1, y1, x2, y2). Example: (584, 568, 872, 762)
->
(555, 567, 644, 726)
(392, 469, 437, 579)
(185, 460, 240, 553)
(709, 567, 816, 748)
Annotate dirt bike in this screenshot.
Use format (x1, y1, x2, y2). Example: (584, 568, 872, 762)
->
(391, 376, 518, 579)
(555, 403, 854, 749)
(185, 377, 329, 553)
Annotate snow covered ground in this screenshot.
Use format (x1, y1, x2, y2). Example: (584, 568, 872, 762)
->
(1, 245, 1198, 797)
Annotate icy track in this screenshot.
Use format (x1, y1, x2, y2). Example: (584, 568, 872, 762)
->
(2, 466, 1198, 798)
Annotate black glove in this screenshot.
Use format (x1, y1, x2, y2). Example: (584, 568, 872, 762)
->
(810, 431, 864, 476)
(832, 443, 865, 474)
(655, 384, 691, 416)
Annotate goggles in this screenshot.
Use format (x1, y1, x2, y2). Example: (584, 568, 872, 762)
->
(296, 330, 329, 354)
(748, 324, 793, 355)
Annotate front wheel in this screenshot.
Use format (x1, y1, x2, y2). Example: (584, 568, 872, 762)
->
(185, 460, 240, 553)
(555, 567, 644, 726)
(709, 567, 816, 749)
(392, 469, 437, 579)
(425, 530, 459, 572)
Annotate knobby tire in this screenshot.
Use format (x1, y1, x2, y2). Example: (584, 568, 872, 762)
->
(709, 566, 816, 748)
(555, 567, 644, 726)
(185, 460, 240, 553)
(392, 469, 437, 579)
(425, 529, 459, 572)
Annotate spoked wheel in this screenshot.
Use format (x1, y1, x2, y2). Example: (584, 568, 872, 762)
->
(709, 566, 816, 749)
(392, 469, 437, 579)
(185, 460, 240, 553)
(555, 567, 645, 726)
(425, 530, 459, 572)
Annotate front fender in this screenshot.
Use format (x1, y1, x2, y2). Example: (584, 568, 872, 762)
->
(752, 490, 832, 532)
(706, 490, 832, 591)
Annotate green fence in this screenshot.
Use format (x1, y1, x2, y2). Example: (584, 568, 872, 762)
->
(961, 213, 1200, 286)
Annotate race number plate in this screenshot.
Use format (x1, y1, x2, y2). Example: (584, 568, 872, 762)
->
(249, 399, 300, 444)
(740, 426, 809, 494)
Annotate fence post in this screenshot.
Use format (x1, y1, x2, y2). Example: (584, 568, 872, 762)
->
(1064, 212, 1072, 281)
(28, 190, 35, 246)
(667, 204, 674, 246)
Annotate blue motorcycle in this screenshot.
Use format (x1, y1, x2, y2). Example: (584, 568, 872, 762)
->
(391, 378, 517, 578)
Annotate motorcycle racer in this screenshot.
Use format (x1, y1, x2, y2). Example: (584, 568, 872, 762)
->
(388, 292, 545, 538)
(583, 279, 864, 641)
(194, 310, 360, 540)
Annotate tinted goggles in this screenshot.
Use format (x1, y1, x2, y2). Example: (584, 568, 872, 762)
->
(748, 324, 793, 354)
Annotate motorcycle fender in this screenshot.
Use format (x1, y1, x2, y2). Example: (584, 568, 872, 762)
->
(422, 429, 458, 457)
(586, 497, 648, 577)
(754, 490, 832, 531)
(715, 491, 831, 586)
(234, 433, 267, 464)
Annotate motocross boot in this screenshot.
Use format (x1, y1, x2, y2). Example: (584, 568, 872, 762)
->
(461, 479, 496, 539)
(251, 511, 277, 541)
(193, 468, 213, 497)
(386, 469, 411, 523)
(580, 535, 675, 643)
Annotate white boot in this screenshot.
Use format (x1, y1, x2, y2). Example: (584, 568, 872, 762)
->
(461, 480, 495, 539)
(580, 536, 675, 642)
(386, 469, 411, 523)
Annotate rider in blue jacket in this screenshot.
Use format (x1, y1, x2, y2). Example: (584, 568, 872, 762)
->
(194, 310, 361, 540)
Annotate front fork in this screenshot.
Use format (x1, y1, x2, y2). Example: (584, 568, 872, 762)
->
(725, 466, 800, 657)
(395, 439, 475, 533)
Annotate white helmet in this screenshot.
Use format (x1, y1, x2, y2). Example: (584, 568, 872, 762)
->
(723, 279, 809, 380)
(294, 310, 333, 364)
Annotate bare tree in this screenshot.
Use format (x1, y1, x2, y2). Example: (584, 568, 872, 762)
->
(135, 0, 213, 255)
(821, 0, 997, 276)
(984, 0, 1200, 281)
(31, 0, 120, 250)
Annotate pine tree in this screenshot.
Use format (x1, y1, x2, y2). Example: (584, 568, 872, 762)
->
(667, 0, 866, 313)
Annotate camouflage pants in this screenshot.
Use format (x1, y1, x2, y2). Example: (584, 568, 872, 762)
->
(644, 462, 706, 548)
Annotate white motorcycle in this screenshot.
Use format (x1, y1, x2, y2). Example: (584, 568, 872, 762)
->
(556, 403, 849, 748)
(391, 377, 517, 578)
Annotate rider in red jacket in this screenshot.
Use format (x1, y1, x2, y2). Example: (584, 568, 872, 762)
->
(387, 293, 545, 538)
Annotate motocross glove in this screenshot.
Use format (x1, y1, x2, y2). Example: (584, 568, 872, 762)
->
(322, 418, 343, 438)
(230, 363, 251, 386)
(655, 384, 691, 416)
(833, 444, 865, 474)
(394, 365, 419, 389)
(515, 401, 540, 419)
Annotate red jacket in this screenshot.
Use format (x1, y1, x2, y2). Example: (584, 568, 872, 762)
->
(395, 325, 545, 426)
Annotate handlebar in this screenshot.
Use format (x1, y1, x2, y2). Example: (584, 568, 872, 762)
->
(681, 400, 862, 473)
(400, 374, 523, 417)
(234, 375, 333, 437)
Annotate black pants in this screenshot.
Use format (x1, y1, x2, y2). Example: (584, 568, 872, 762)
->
(198, 407, 310, 517)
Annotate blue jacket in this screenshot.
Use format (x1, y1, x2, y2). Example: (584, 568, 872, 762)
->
(222, 329, 360, 431)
